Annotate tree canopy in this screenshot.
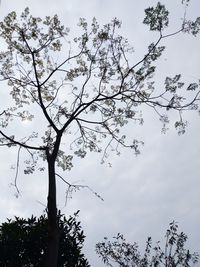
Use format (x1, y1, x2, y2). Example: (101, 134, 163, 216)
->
(0, 211, 89, 267)
(96, 221, 199, 267)
(0, 4, 199, 168)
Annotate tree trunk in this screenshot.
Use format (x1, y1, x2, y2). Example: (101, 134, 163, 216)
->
(44, 156, 60, 267)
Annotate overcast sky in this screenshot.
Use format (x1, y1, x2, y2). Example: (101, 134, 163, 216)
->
(0, 0, 200, 266)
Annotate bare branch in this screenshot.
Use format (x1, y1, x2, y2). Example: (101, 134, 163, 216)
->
(55, 173, 104, 203)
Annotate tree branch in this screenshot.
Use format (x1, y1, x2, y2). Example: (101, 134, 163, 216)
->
(0, 130, 46, 151)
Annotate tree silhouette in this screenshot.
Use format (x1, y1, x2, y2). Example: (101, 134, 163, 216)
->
(96, 221, 199, 267)
(0, 2, 199, 266)
(0, 211, 89, 267)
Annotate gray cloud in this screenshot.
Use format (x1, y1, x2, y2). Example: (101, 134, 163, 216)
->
(0, 0, 199, 266)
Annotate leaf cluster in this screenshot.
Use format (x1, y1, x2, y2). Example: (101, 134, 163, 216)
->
(96, 221, 199, 267)
(0, 211, 90, 267)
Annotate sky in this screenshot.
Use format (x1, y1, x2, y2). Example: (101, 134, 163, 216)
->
(0, 0, 200, 266)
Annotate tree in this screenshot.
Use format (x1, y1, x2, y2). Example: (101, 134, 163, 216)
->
(96, 221, 199, 267)
(0, 2, 199, 266)
(0, 211, 90, 267)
